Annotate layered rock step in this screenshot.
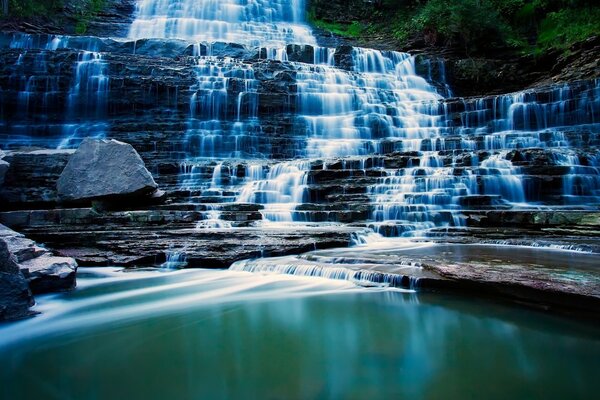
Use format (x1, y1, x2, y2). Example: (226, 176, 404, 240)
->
(0, 222, 78, 321)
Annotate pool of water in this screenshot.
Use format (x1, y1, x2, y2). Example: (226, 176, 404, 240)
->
(1, 268, 598, 399)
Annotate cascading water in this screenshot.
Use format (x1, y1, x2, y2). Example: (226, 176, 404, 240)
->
(128, 0, 315, 47)
(1, 1, 598, 242)
(2, 34, 110, 149)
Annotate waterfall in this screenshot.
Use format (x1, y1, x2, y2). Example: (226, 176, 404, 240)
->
(128, 0, 316, 47)
(230, 257, 420, 289)
(5, 34, 110, 149)
(0, 1, 598, 241)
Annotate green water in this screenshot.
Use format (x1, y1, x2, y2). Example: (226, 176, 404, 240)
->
(0, 268, 598, 400)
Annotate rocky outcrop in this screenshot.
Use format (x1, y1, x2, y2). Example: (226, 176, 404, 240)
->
(57, 138, 159, 205)
(0, 224, 77, 294)
(0, 238, 34, 321)
(19, 254, 77, 294)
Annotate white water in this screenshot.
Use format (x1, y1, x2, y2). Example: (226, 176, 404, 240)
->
(128, 0, 316, 47)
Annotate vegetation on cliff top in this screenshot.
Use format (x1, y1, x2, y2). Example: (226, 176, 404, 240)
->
(310, 0, 600, 55)
(1, 0, 106, 34)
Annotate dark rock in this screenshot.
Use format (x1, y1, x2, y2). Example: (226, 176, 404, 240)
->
(0, 149, 74, 210)
(0, 239, 34, 321)
(1, 224, 78, 295)
(0, 153, 8, 187)
(285, 44, 315, 64)
(0, 271, 34, 321)
(334, 45, 355, 71)
(57, 138, 158, 203)
(0, 237, 19, 274)
(19, 254, 77, 294)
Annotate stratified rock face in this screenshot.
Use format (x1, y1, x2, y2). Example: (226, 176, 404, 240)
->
(0, 150, 75, 210)
(57, 138, 158, 203)
(0, 239, 34, 321)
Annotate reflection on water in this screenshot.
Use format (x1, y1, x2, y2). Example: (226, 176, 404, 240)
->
(1, 268, 599, 399)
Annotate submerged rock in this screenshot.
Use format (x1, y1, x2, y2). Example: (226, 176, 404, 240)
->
(0, 239, 34, 321)
(57, 138, 158, 204)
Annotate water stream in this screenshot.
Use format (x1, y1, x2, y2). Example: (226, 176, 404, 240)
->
(1, 268, 598, 399)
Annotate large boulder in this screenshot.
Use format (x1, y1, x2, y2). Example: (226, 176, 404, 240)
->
(0, 239, 34, 321)
(57, 138, 158, 203)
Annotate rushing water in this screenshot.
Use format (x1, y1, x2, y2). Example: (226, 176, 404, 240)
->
(1, 268, 598, 400)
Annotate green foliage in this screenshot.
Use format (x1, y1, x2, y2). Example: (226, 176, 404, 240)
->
(536, 7, 600, 51)
(3, 0, 107, 35)
(73, 0, 107, 34)
(309, 0, 599, 56)
(307, 10, 364, 38)
(391, 0, 515, 51)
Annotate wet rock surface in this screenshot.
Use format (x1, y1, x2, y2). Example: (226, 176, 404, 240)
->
(237, 241, 600, 319)
(20, 222, 357, 269)
(0, 159, 7, 187)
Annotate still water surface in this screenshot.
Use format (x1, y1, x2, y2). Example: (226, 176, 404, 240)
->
(1, 268, 598, 399)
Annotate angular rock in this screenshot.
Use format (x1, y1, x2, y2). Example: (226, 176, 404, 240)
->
(0, 272, 34, 321)
(0, 239, 34, 321)
(1, 224, 78, 295)
(57, 138, 158, 203)
(19, 254, 77, 294)
(0, 237, 19, 274)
